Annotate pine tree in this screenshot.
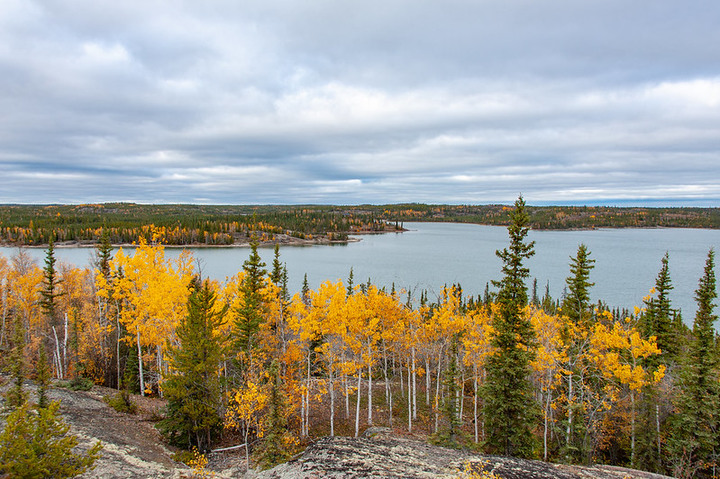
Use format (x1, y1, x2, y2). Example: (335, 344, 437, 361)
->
(667, 249, 718, 479)
(483, 195, 539, 457)
(159, 279, 227, 452)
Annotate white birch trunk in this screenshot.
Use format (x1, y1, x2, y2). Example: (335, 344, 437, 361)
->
(137, 330, 145, 396)
(355, 372, 362, 437)
(367, 344, 373, 425)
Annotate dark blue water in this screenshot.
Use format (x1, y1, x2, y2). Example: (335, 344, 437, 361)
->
(2, 222, 719, 320)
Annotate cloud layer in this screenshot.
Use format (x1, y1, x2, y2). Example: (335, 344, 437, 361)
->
(2, 0, 719, 205)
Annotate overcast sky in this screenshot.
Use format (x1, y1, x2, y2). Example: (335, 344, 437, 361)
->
(2, 0, 719, 205)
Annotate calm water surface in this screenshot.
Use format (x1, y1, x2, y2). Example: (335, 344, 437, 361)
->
(2, 223, 719, 320)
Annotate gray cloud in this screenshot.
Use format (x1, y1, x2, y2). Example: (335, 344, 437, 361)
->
(1, 0, 719, 205)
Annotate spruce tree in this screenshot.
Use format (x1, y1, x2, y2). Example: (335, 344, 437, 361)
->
(36, 346, 51, 409)
(667, 249, 718, 478)
(6, 317, 28, 409)
(270, 244, 283, 285)
(562, 244, 595, 327)
(483, 195, 539, 457)
(159, 279, 227, 452)
(40, 236, 64, 379)
(254, 359, 294, 469)
(234, 242, 267, 357)
(636, 253, 676, 472)
(640, 253, 678, 361)
(0, 401, 103, 477)
(560, 244, 595, 463)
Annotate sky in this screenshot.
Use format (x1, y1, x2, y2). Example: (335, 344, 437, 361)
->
(2, 1, 720, 206)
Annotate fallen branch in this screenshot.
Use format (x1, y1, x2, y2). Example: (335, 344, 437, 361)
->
(211, 443, 247, 453)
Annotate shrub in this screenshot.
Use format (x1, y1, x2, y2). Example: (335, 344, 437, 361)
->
(103, 390, 138, 414)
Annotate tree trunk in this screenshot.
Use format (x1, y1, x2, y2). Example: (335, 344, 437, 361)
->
(355, 372, 362, 437)
(368, 344, 373, 426)
(137, 330, 145, 396)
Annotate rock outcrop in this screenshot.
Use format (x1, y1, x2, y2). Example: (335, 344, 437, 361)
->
(255, 430, 675, 479)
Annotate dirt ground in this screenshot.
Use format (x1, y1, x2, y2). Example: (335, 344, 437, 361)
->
(0, 379, 249, 478)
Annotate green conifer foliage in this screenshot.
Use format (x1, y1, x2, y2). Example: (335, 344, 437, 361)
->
(234, 242, 267, 356)
(6, 317, 28, 409)
(0, 401, 103, 478)
(254, 359, 294, 469)
(562, 244, 595, 326)
(641, 253, 678, 361)
(483, 195, 539, 458)
(36, 345, 51, 409)
(159, 279, 227, 452)
(667, 249, 719, 479)
(635, 253, 676, 472)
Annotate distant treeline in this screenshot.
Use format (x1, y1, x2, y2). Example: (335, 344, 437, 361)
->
(0, 203, 718, 246)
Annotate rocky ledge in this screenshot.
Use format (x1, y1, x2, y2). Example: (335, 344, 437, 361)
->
(255, 429, 674, 479)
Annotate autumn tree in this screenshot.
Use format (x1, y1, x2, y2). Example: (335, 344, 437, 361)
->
(159, 279, 227, 452)
(106, 238, 193, 396)
(667, 249, 719, 479)
(483, 195, 539, 457)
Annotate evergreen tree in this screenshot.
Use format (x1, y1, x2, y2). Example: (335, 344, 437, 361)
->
(531, 278, 539, 306)
(346, 267, 355, 296)
(159, 279, 227, 452)
(40, 236, 65, 379)
(270, 244, 283, 285)
(636, 253, 676, 472)
(234, 242, 267, 357)
(560, 244, 595, 463)
(0, 401, 103, 478)
(36, 346, 51, 409)
(254, 359, 294, 469)
(434, 334, 463, 447)
(301, 273, 310, 306)
(561, 244, 595, 326)
(668, 249, 718, 479)
(6, 317, 28, 409)
(640, 253, 678, 361)
(483, 195, 539, 457)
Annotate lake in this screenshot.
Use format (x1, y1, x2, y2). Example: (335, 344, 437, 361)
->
(1, 222, 719, 320)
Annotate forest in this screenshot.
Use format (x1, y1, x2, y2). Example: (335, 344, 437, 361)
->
(1, 202, 719, 246)
(0, 197, 718, 478)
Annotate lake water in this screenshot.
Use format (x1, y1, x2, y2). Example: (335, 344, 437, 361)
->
(2, 222, 719, 320)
